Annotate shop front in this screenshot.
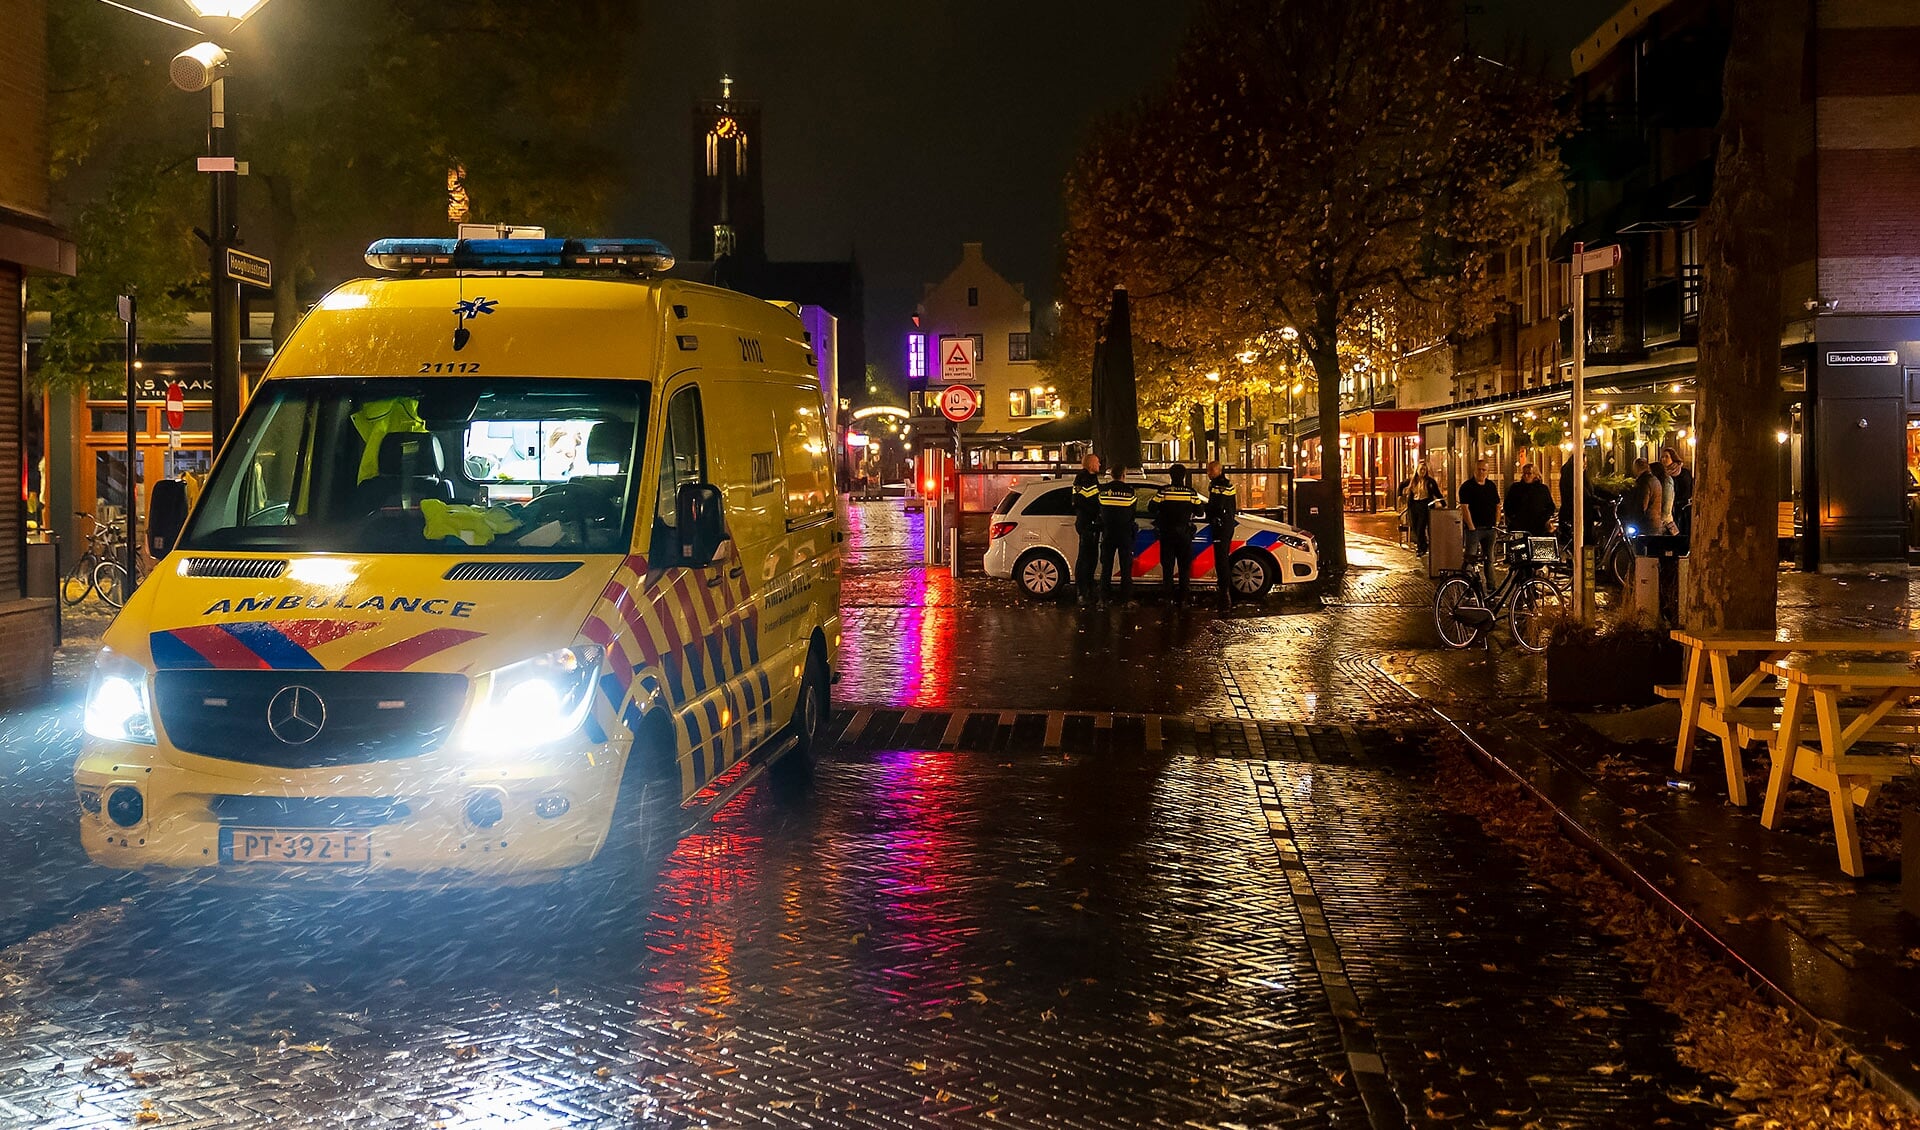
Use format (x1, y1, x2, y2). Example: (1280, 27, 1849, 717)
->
(77, 374, 215, 532)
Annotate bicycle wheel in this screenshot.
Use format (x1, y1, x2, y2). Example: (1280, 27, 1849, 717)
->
(94, 560, 128, 610)
(1607, 541, 1634, 587)
(61, 556, 97, 605)
(1433, 576, 1486, 650)
(1509, 576, 1566, 653)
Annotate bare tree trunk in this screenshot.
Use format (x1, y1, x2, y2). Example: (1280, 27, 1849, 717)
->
(1686, 0, 1808, 631)
(1189, 403, 1209, 464)
(264, 174, 304, 349)
(1306, 318, 1348, 571)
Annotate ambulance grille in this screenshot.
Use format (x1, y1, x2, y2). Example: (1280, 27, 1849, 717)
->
(181, 557, 288, 579)
(442, 561, 583, 581)
(154, 671, 469, 768)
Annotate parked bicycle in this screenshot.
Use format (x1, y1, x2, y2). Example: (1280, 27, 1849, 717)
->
(94, 552, 149, 610)
(1432, 528, 1566, 652)
(62, 512, 128, 606)
(1596, 498, 1640, 587)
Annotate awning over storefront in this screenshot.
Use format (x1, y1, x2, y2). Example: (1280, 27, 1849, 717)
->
(1345, 409, 1419, 435)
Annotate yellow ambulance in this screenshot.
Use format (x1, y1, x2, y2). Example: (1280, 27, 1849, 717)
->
(76, 237, 844, 882)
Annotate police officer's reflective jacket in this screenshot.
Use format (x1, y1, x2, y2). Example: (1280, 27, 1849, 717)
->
(1071, 471, 1103, 531)
(1152, 483, 1202, 534)
(1206, 474, 1238, 526)
(1098, 478, 1139, 529)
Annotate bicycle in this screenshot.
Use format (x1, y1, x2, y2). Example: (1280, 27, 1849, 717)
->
(94, 552, 149, 610)
(62, 512, 128, 606)
(1432, 529, 1567, 652)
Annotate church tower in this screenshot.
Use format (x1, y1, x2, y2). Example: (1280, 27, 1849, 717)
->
(689, 75, 766, 264)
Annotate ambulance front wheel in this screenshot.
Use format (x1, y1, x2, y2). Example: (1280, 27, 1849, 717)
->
(593, 713, 679, 870)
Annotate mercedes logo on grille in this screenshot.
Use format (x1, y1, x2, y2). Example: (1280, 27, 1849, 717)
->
(266, 685, 327, 745)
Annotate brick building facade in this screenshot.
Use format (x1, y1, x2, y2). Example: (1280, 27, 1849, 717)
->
(0, 0, 72, 702)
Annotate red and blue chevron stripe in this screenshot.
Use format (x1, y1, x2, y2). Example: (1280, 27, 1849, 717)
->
(149, 619, 483, 672)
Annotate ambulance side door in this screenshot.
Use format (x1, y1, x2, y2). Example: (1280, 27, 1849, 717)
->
(645, 375, 733, 789)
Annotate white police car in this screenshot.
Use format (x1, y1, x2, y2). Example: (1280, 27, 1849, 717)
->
(982, 477, 1319, 599)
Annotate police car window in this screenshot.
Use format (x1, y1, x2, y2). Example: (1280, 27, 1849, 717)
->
(179, 377, 648, 555)
(1021, 487, 1076, 516)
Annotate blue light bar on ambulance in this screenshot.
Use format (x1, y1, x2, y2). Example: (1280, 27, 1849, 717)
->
(364, 237, 675, 274)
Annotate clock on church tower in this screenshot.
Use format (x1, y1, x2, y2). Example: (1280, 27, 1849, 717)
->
(690, 75, 766, 263)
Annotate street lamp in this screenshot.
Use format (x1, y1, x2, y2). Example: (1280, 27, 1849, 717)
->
(1287, 381, 1304, 471)
(1205, 370, 1222, 464)
(173, 0, 272, 446)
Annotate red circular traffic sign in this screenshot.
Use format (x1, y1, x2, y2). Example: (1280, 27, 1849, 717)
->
(164, 382, 186, 431)
(938, 384, 979, 423)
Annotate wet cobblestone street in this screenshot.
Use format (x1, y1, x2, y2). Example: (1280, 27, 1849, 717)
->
(0, 500, 1757, 1127)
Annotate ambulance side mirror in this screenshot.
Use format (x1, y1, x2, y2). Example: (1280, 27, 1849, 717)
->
(148, 479, 190, 558)
(675, 481, 728, 568)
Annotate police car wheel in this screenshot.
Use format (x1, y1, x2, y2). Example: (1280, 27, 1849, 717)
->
(1228, 550, 1275, 597)
(1015, 550, 1067, 599)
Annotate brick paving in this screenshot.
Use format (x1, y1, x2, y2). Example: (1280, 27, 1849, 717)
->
(0, 497, 1867, 1127)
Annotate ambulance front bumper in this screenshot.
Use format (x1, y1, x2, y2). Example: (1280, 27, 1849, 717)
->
(75, 738, 627, 886)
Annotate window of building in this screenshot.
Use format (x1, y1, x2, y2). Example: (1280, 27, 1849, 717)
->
(967, 287, 979, 307)
(1008, 332, 1031, 362)
(1008, 389, 1031, 418)
(971, 333, 985, 363)
(907, 333, 926, 380)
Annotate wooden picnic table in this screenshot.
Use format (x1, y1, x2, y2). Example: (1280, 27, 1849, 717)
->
(1671, 628, 1920, 805)
(1756, 656, 1920, 877)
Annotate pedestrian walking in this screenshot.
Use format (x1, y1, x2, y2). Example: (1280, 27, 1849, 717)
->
(1152, 464, 1203, 605)
(1649, 457, 1677, 535)
(1204, 460, 1238, 608)
(1398, 459, 1441, 555)
(1457, 459, 1500, 587)
(1071, 453, 1104, 605)
(1503, 462, 1555, 536)
(1622, 457, 1659, 536)
(1098, 465, 1139, 603)
(1661, 445, 1693, 537)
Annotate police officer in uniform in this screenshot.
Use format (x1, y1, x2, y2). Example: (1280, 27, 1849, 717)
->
(1070, 453, 1104, 605)
(1098, 465, 1140, 603)
(1152, 464, 1203, 605)
(1205, 461, 1237, 608)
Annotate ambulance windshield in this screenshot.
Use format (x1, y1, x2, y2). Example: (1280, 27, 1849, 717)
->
(179, 377, 648, 555)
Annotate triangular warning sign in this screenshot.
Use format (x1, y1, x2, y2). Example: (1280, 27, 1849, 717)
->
(945, 341, 970, 365)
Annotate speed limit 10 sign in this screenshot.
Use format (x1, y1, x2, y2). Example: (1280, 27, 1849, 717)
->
(938, 384, 980, 423)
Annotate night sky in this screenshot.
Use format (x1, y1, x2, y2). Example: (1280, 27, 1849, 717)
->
(612, 0, 1624, 380)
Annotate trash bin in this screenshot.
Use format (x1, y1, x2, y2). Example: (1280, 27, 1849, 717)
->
(1290, 478, 1343, 566)
(1630, 535, 1689, 626)
(1427, 506, 1464, 576)
(25, 540, 56, 601)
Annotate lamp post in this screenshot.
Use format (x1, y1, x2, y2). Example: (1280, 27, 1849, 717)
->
(1205, 370, 1221, 463)
(170, 0, 272, 446)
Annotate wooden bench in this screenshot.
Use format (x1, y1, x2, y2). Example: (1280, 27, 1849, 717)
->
(1672, 629, 1920, 806)
(1757, 656, 1920, 877)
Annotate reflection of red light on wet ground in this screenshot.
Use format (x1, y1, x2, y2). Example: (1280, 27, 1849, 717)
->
(648, 791, 764, 1007)
(840, 504, 957, 709)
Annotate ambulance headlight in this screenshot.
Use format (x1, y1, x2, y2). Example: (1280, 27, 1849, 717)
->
(458, 645, 603, 753)
(85, 651, 155, 744)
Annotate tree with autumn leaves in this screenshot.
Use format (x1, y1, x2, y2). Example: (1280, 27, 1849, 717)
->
(1060, 0, 1561, 571)
(32, 0, 629, 391)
